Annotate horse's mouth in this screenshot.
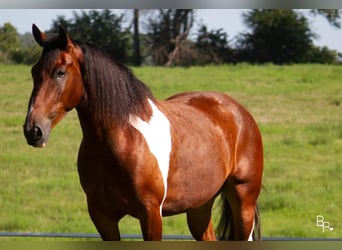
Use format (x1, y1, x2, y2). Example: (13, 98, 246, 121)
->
(35, 142, 47, 148)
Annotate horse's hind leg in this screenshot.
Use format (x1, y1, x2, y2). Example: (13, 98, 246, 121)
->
(225, 179, 260, 240)
(186, 199, 217, 241)
(224, 118, 263, 240)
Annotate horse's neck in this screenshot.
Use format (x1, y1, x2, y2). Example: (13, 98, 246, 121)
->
(76, 107, 120, 144)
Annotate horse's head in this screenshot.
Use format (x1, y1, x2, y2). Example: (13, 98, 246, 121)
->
(23, 24, 84, 147)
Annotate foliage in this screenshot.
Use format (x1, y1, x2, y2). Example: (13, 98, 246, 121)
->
(310, 9, 342, 28)
(0, 23, 20, 54)
(49, 10, 131, 63)
(0, 23, 20, 63)
(195, 25, 234, 64)
(304, 45, 341, 64)
(0, 9, 342, 65)
(237, 10, 315, 64)
(11, 32, 41, 65)
(146, 9, 195, 66)
(0, 23, 41, 65)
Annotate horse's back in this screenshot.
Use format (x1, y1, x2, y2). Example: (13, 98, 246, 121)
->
(164, 91, 261, 147)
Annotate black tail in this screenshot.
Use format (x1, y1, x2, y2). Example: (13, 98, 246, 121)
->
(216, 193, 261, 241)
(216, 193, 233, 240)
(253, 203, 261, 240)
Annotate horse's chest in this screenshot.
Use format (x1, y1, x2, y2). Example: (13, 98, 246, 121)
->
(77, 148, 134, 209)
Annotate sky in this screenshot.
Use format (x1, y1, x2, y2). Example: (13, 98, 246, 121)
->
(0, 9, 342, 52)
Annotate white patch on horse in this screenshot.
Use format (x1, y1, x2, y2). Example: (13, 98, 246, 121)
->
(129, 99, 172, 216)
(248, 220, 255, 241)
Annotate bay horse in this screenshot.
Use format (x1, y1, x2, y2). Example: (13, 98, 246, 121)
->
(23, 24, 263, 241)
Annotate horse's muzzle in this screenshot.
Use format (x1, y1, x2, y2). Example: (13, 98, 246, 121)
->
(23, 124, 48, 148)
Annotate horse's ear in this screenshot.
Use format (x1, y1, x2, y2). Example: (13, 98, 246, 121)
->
(58, 25, 69, 50)
(32, 24, 70, 50)
(32, 24, 47, 47)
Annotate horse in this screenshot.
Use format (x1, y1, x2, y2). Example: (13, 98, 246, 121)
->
(23, 24, 263, 241)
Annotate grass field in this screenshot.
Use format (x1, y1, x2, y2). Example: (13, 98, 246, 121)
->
(0, 63, 341, 240)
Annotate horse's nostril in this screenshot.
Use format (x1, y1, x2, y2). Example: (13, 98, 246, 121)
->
(33, 126, 42, 140)
(25, 125, 44, 146)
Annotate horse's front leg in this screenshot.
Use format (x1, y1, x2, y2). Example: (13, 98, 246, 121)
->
(87, 198, 121, 241)
(139, 205, 163, 240)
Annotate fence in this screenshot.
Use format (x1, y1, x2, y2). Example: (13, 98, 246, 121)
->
(0, 232, 341, 241)
(0, 232, 192, 240)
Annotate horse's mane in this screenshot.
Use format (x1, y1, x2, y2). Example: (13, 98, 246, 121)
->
(75, 41, 155, 125)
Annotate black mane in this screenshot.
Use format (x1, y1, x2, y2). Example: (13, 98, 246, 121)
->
(76, 41, 155, 125)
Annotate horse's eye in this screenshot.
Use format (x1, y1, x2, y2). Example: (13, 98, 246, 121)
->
(54, 69, 66, 79)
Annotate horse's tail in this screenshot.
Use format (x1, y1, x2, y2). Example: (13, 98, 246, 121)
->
(216, 193, 261, 241)
(252, 203, 262, 240)
(216, 192, 233, 240)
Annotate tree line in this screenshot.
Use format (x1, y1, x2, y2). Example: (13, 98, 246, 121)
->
(0, 9, 341, 66)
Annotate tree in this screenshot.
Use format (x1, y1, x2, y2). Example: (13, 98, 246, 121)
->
(146, 9, 195, 66)
(132, 9, 142, 66)
(238, 10, 315, 64)
(195, 25, 233, 64)
(12, 32, 41, 64)
(0, 22, 20, 62)
(304, 45, 340, 64)
(310, 9, 341, 28)
(50, 10, 130, 63)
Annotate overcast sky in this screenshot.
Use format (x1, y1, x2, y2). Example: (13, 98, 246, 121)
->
(0, 9, 341, 52)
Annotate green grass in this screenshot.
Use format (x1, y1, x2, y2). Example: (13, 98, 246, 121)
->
(0, 63, 341, 240)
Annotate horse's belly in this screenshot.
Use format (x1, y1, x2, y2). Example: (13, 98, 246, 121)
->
(161, 95, 240, 214)
(162, 124, 231, 214)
